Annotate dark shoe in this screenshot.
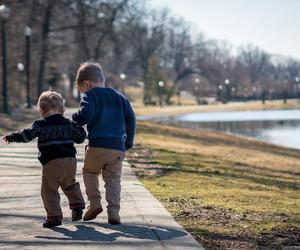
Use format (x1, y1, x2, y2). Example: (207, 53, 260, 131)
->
(43, 220, 62, 228)
(83, 206, 103, 221)
(72, 208, 83, 222)
(108, 218, 121, 225)
(108, 209, 121, 225)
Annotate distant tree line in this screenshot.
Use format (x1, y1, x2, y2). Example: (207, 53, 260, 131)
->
(0, 0, 300, 110)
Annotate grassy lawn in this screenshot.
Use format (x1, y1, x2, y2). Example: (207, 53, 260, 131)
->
(127, 121, 300, 249)
(133, 99, 300, 117)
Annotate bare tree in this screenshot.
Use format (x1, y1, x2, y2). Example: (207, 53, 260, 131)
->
(238, 44, 271, 103)
(199, 40, 232, 101)
(161, 18, 200, 104)
(128, 9, 168, 104)
(36, 0, 58, 97)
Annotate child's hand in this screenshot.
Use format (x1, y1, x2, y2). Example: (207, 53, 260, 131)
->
(2, 136, 10, 144)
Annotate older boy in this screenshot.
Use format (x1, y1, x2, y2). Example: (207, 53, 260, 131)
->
(73, 62, 136, 224)
(3, 91, 86, 228)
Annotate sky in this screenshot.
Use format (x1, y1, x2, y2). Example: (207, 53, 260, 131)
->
(151, 0, 300, 60)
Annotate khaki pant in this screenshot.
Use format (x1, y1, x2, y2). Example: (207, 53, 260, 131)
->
(83, 146, 125, 214)
(41, 157, 85, 220)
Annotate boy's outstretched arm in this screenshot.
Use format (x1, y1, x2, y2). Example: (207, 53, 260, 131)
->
(71, 122, 87, 144)
(3, 121, 40, 143)
(124, 99, 136, 150)
(72, 93, 95, 126)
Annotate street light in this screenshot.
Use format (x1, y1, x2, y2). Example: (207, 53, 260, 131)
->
(158, 81, 164, 87)
(0, 4, 10, 114)
(295, 77, 300, 102)
(217, 84, 224, 102)
(24, 25, 32, 108)
(157, 81, 164, 107)
(252, 86, 257, 100)
(224, 78, 230, 85)
(119, 73, 126, 94)
(17, 62, 24, 104)
(224, 78, 231, 102)
(120, 73, 126, 80)
(17, 62, 24, 72)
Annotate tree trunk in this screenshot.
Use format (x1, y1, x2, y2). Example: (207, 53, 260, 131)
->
(143, 73, 152, 105)
(262, 90, 267, 104)
(165, 87, 174, 105)
(68, 71, 75, 98)
(283, 90, 287, 104)
(36, 0, 56, 98)
(1, 20, 9, 114)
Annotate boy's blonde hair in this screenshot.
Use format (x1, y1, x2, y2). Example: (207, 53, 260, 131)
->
(76, 62, 105, 86)
(38, 91, 64, 114)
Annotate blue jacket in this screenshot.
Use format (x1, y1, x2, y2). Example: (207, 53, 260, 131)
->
(72, 87, 136, 151)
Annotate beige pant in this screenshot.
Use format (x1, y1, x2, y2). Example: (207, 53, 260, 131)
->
(41, 157, 85, 219)
(83, 146, 125, 214)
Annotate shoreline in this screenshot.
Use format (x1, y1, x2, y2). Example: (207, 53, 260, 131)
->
(144, 119, 300, 152)
(148, 119, 300, 151)
(133, 99, 300, 118)
(135, 102, 300, 151)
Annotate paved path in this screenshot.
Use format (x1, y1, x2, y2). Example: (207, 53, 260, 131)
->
(0, 140, 203, 249)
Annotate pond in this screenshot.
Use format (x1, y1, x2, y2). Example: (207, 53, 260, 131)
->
(151, 109, 300, 149)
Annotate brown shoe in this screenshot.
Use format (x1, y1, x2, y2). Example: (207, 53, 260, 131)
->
(83, 206, 103, 221)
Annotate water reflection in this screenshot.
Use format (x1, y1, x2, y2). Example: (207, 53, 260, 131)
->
(153, 110, 300, 149)
(176, 109, 300, 122)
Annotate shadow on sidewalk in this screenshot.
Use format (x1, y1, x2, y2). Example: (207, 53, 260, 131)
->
(90, 222, 187, 241)
(36, 225, 123, 242)
(0, 212, 187, 242)
(34, 222, 187, 242)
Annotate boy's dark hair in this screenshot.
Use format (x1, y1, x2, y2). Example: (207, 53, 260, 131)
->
(76, 62, 105, 86)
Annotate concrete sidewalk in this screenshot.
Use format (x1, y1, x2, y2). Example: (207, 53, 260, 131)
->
(0, 141, 203, 249)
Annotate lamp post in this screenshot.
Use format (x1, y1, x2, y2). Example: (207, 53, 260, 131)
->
(224, 78, 230, 102)
(158, 81, 164, 107)
(119, 73, 126, 94)
(231, 87, 236, 99)
(295, 77, 300, 103)
(17, 62, 24, 105)
(158, 81, 164, 87)
(194, 85, 199, 104)
(24, 25, 32, 108)
(252, 86, 257, 100)
(0, 4, 10, 114)
(217, 84, 223, 101)
(193, 78, 201, 105)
